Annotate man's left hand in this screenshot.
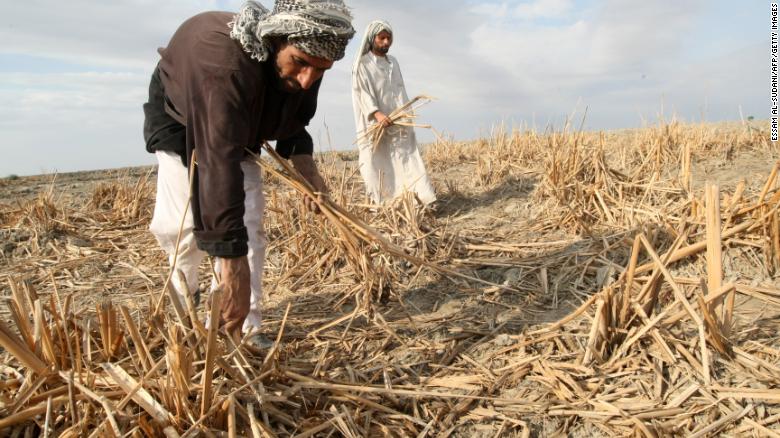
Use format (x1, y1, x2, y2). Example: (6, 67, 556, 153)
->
(290, 154, 328, 213)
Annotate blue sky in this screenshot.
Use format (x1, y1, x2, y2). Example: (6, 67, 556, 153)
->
(0, 0, 767, 176)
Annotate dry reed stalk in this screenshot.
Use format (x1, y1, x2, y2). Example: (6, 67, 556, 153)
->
(758, 161, 779, 204)
(116, 356, 167, 410)
(695, 287, 730, 357)
(0, 397, 67, 430)
(227, 395, 237, 438)
(705, 185, 729, 334)
(33, 300, 58, 367)
(681, 142, 692, 192)
(200, 285, 223, 418)
(581, 299, 606, 365)
(120, 305, 153, 372)
(103, 363, 180, 438)
(0, 319, 49, 375)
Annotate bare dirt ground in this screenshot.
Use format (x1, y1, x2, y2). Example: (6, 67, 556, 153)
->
(1, 120, 779, 437)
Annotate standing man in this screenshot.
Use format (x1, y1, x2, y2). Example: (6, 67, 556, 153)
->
(143, 0, 355, 343)
(351, 21, 436, 206)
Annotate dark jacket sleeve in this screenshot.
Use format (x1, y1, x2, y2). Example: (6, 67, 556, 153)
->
(276, 129, 313, 158)
(187, 69, 261, 258)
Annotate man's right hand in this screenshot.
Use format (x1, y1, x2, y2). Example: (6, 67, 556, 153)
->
(216, 255, 251, 341)
(373, 111, 393, 128)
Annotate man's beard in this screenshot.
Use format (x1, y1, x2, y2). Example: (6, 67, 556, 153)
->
(279, 76, 302, 92)
(374, 46, 389, 55)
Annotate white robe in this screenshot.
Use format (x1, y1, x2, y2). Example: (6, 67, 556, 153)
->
(352, 52, 436, 205)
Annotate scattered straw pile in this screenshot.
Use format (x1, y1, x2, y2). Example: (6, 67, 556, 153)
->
(0, 120, 779, 436)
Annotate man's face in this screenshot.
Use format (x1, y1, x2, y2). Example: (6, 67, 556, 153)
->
(371, 30, 392, 56)
(274, 42, 334, 93)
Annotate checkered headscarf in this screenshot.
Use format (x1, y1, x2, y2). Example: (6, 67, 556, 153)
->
(230, 0, 355, 62)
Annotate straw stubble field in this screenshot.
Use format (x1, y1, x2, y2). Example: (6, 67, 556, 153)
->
(0, 120, 779, 437)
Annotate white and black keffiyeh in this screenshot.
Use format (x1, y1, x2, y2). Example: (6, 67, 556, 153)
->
(230, 0, 355, 62)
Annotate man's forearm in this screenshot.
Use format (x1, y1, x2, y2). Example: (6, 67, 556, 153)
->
(290, 154, 327, 193)
(216, 255, 251, 340)
(290, 154, 328, 213)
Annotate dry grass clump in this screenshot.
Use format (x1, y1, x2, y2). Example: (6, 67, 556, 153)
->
(0, 191, 65, 258)
(17, 191, 62, 236)
(88, 171, 154, 223)
(0, 119, 778, 436)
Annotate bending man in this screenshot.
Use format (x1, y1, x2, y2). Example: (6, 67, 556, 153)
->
(143, 0, 355, 344)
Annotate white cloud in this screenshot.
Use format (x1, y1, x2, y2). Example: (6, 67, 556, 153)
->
(470, 0, 574, 20)
(0, 72, 151, 175)
(464, 0, 727, 121)
(0, 72, 146, 121)
(470, 1, 705, 83)
(513, 0, 574, 19)
(0, 0, 221, 70)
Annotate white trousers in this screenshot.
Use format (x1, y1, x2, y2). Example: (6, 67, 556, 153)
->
(149, 151, 267, 331)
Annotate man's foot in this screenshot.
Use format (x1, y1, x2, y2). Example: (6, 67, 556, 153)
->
(424, 200, 440, 216)
(245, 333, 275, 351)
(192, 287, 201, 307)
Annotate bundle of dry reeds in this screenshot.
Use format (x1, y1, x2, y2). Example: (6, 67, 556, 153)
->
(355, 95, 434, 152)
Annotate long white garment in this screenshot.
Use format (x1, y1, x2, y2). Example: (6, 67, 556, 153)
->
(352, 52, 436, 205)
(150, 151, 267, 331)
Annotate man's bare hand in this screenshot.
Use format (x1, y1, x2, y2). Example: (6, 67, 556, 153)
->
(373, 111, 393, 128)
(217, 256, 251, 342)
(290, 154, 328, 213)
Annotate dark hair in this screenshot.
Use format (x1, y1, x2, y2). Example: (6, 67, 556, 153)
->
(268, 36, 287, 53)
